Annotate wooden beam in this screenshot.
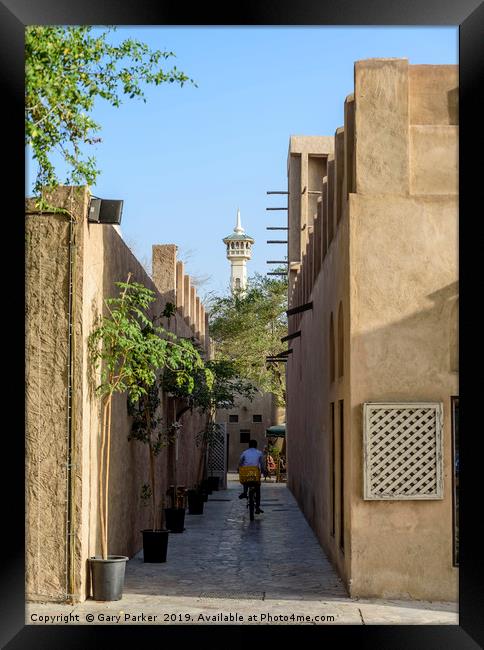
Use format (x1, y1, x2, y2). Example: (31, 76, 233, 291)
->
(281, 331, 301, 343)
(286, 301, 313, 316)
(275, 349, 293, 357)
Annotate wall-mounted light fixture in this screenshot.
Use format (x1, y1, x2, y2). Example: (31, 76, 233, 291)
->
(88, 197, 124, 225)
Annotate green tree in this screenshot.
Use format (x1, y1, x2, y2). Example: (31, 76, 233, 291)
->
(162, 356, 258, 482)
(88, 273, 211, 558)
(25, 26, 195, 198)
(162, 357, 257, 420)
(208, 272, 288, 405)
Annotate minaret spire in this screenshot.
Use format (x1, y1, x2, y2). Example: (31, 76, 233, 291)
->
(234, 207, 244, 234)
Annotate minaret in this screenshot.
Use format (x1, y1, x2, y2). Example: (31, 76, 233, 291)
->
(222, 208, 255, 292)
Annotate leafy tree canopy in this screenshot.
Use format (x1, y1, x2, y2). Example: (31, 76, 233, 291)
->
(208, 273, 288, 405)
(162, 357, 258, 418)
(88, 276, 212, 404)
(25, 26, 195, 196)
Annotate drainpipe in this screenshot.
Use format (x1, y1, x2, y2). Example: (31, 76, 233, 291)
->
(65, 202, 78, 604)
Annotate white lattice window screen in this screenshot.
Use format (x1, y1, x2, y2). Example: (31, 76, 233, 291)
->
(363, 402, 443, 500)
(208, 424, 227, 479)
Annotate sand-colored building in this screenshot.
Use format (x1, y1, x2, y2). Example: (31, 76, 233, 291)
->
(220, 392, 284, 471)
(25, 187, 212, 603)
(285, 59, 458, 600)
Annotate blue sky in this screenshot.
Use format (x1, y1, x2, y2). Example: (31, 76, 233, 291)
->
(26, 26, 457, 300)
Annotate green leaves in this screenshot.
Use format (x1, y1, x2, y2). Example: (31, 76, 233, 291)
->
(89, 275, 209, 404)
(26, 26, 196, 195)
(127, 380, 177, 454)
(208, 273, 288, 405)
(161, 356, 254, 415)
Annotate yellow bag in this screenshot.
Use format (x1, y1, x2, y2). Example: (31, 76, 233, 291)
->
(239, 466, 261, 483)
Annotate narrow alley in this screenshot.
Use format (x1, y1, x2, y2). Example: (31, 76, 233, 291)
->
(27, 475, 457, 626)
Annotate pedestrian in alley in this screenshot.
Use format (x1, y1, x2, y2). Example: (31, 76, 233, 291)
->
(238, 439, 265, 514)
(263, 446, 276, 480)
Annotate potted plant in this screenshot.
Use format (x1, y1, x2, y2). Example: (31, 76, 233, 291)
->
(187, 483, 205, 514)
(127, 379, 179, 562)
(88, 274, 208, 597)
(206, 475, 220, 492)
(164, 484, 188, 532)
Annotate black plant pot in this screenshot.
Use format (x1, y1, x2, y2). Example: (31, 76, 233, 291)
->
(201, 479, 212, 495)
(187, 490, 204, 515)
(142, 529, 169, 563)
(164, 507, 186, 533)
(207, 476, 220, 491)
(200, 488, 209, 502)
(89, 556, 128, 601)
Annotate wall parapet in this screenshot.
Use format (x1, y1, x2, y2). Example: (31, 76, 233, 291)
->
(152, 245, 211, 355)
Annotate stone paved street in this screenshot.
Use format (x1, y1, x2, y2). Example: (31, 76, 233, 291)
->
(26, 474, 458, 625)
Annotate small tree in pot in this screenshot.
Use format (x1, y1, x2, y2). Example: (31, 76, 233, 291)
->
(127, 379, 180, 560)
(162, 357, 257, 489)
(126, 304, 210, 550)
(88, 274, 211, 594)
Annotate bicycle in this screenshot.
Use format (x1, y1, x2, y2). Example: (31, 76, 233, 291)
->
(245, 480, 258, 521)
(238, 466, 262, 522)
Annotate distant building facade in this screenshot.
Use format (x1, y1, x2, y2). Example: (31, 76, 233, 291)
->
(285, 59, 458, 601)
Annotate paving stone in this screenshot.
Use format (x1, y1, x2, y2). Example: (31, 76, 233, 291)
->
(26, 474, 458, 625)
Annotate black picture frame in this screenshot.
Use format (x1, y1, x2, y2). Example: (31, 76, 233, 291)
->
(4, 0, 483, 647)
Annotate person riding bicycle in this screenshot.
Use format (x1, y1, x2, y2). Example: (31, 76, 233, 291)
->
(237, 439, 264, 514)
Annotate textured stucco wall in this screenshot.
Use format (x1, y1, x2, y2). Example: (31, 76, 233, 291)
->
(25, 187, 89, 602)
(26, 188, 209, 603)
(26, 211, 70, 602)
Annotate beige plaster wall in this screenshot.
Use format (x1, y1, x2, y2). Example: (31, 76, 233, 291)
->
(80, 215, 175, 599)
(348, 61, 458, 600)
(354, 59, 410, 195)
(285, 60, 458, 601)
(286, 201, 351, 586)
(410, 125, 458, 195)
(348, 193, 458, 600)
(409, 65, 458, 126)
(79, 221, 209, 600)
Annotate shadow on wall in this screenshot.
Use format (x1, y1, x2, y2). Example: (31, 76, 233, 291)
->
(447, 88, 458, 124)
(98, 225, 167, 562)
(353, 281, 458, 394)
(288, 281, 458, 583)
